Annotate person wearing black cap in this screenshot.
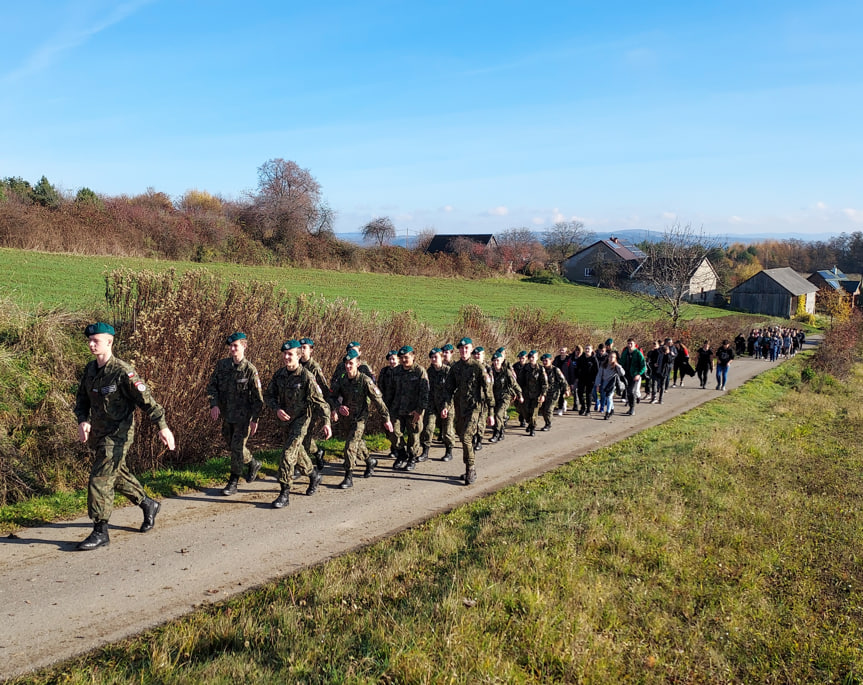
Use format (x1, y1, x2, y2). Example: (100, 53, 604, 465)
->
(517, 350, 548, 436)
(206, 332, 265, 497)
(265, 340, 332, 508)
(299, 338, 331, 470)
(422, 348, 455, 462)
(391, 346, 429, 471)
(443, 338, 494, 484)
(328, 349, 394, 488)
(73, 322, 175, 550)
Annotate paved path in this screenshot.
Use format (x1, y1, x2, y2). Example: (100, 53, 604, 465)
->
(0, 346, 813, 680)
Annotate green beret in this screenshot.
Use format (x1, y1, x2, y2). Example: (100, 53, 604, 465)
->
(85, 322, 115, 337)
(495, 347, 505, 353)
(517, 350, 527, 357)
(474, 346, 484, 353)
(299, 337, 314, 346)
(344, 348, 360, 361)
(226, 332, 247, 345)
(529, 350, 538, 357)
(429, 347, 442, 358)
(281, 339, 301, 351)
(441, 343, 455, 352)
(347, 341, 361, 349)
(457, 337, 472, 348)
(540, 353, 552, 360)
(605, 338, 614, 346)
(387, 349, 399, 358)
(398, 345, 414, 355)
(492, 352, 502, 360)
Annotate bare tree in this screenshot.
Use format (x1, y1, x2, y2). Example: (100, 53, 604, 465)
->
(542, 221, 595, 271)
(361, 216, 397, 246)
(413, 227, 436, 253)
(627, 223, 721, 329)
(498, 227, 548, 273)
(249, 159, 323, 246)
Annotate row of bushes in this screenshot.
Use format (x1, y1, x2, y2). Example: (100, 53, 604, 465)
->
(0, 269, 774, 506)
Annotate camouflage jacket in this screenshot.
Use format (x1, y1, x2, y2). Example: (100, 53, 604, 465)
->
(377, 364, 399, 408)
(544, 365, 569, 398)
(444, 358, 494, 414)
(330, 359, 374, 392)
(301, 357, 331, 397)
(426, 363, 453, 414)
(518, 363, 549, 399)
(391, 364, 429, 417)
(74, 356, 168, 438)
(492, 365, 522, 404)
(265, 366, 331, 428)
(206, 357, 264, 423)
(329, 372, 390, 424)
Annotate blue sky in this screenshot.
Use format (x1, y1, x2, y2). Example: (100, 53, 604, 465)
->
(1, 1, 861, 240)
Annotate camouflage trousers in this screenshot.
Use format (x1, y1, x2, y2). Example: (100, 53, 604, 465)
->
(454, 407, 482, 468)
(523, 397, 541, 429)
(222, 420, 253, 477)
(277, 418, 315, 487)
(493, 398, 511, 429)
(87, 431, 145, 522)
(303, 415, 325, 459)
(341, 419, 373, 470)
(421, 409, 455, 450)
(393, 413, 423, 458)
(540, 390, 561, 426)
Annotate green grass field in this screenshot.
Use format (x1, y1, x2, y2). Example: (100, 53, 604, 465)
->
(0, 248, 728, 328)
(18, 357, 863, 683)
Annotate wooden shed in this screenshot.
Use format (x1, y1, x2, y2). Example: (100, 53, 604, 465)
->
(729, 267, 818, 318)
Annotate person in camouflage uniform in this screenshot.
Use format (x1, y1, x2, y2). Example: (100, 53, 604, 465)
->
(206, 332, 264, 497)
(328, 349, 394, 489)
(470, 346, 492, 451)
(391, 346, 429, 471)
(441, 343, 455, 366)
(377, 349, 400, 462)
(539, 353, 570, 430)
(421, 348, 455, 462)
(518, 350, 548, 436)
(300, 337, 331, 470)
(443, 337, 494, 485)
(73, 322, 175, 551)
(512, 350, 528, 427)
(489, 351, 522, 443)
(264, 340, 332, 508)
(330, 341, 375, 389)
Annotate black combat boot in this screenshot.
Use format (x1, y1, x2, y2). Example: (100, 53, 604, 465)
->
(306, 468, 323, 495)
(245, 458, 262, 483)
(363, 458, 377, 478)
(418, 446, 429, 462)
(140, 497, 161, 532)
(314, 447, 326, 470)
(393, 448, 408, 470)
(405, 454, 418, 471)
(222, 475, 240, 496)
(339, 467, 353, 489)
(272, 486, 290, 508)
(488, 429, 499, 443)
(77, 521, 110, 550)
(540, 422, 551, 432)
(464, 468, 477, 485)
(474, 434, 483, 451)
(528, 426, 536, 437)
(441, 449, 453, 462)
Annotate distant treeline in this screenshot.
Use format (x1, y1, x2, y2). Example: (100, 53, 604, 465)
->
(2, 166, 862, 288)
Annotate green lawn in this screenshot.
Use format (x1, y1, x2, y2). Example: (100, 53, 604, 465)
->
(0, 248, 727, 328)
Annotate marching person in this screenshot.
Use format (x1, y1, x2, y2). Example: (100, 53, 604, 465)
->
(264, 340, 332, 508)
(540, 353, 569, 430)
(329, 349, 394, 488)
(512, 350, 528, 426)
(620, 338, 647, 416)
(73, 322, 175, 550)
(391, 346, 429, 471)
(489, 351, 522, 442)
(422, 348, 456, 462)
(695, 340, 714, 389)
(518, 350, 548, 436)
(377, 349, 401, 461)
(299, 337, 331, 469)
(471, 346, 492, 450)
(574, 344, 599, 416)
(206, 332, 264, 497)
(443, 337, 494, 485)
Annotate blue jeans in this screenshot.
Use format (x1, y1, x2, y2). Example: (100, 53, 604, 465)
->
(716, 365, 729, 388)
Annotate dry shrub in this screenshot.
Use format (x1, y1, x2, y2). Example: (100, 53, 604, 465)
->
(810, 309, 862, 379)
(610, 314, 773, 349)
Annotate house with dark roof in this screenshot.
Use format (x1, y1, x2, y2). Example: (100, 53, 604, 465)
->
(424, 234, 498, 255)
(730, 267, 818, 318)
(562, 237, 646, 286)
(806, 267, 861, 308)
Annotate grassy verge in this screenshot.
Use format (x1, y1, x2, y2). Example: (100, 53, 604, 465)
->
(17, 355, 863, 683)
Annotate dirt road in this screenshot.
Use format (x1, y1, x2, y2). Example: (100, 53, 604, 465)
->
(0, 349, 807, 680)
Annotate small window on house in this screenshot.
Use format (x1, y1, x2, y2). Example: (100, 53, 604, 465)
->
(584, 267, 594, 277)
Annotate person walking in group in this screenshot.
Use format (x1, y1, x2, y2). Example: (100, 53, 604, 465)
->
(489, 351, 522, 442)
(596, 350, 625, 419)
(73, 322, 175, 550)
(540, 353, 569, 430)
(647, 340, 672, 404)
(715, 339, 735, 391)
(695, 340, 714, 389)
(422, 348, 455, 462)
(619, 338, 647, 416)
(206, 332, 264, 497)
(264, 340, 332, 509)
(390, 346, 429, 471)
(672, 340, 690, 388)
(518, 350, 548, 436)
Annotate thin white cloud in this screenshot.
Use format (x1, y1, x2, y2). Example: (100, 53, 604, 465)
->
(816, 201, 828, 210)
(661, 211, 677, 220)
(729, 215, 744, 224)
(1, 1, 154, 84)
(441, 205, 453, 213)
(531, 217, 544, 225)
(843, 208, 863, 223)
(488, 206, 509, 216)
